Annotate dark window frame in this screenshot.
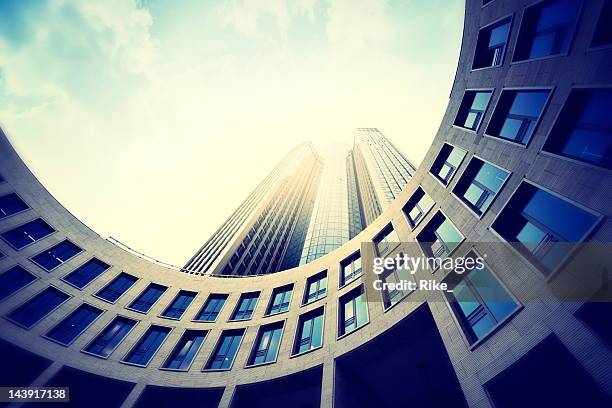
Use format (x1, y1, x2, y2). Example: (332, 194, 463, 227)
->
(43, 303, 104, 347)
(472, 16, 513, 70)
(81, 315, 138, 360)
(302, 271, 328, 305)
(29, 239, 83, 272)
(265, 284, 293, 316)
(245, 321, 285, 368)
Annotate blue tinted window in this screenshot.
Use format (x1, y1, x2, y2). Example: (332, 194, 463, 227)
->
(543, 89, 612, 169)
(0, 265, 37, 301)
(84, 316, 137, 358)
(453, 158, 510, 215)
(487, 90, 550, 144)
(1, 218, 55, 250)
(63, 258, 110, 289)
(416, 212, 463, 258)
(248, 322, 283, 366)
(267, 285, 292, 315)
(194, 294, 228, 322)
(293, 307, 324, 355)
(123, 325, 171, 366)
(380, 257, 415, 309)
(7, 287, 69, 328)
(162, 330, 206, 370)
(403, 187, 435, 227)
(339, 286, 368, 336)
(473, 18, 511, 69)
(447, 253, 519, 343)
(492, 182, 600, 274)
(205, 329, 244, 370)
(514, 0, 581, 61)
(161, 290, 196, 319)
(129, 283, 167, 313)
(31, 240, 83, 271)
(431, 144, 467, 184)
(0, 193, 29, 219)
(46, 304, 103, 345)
(96, 273, 138, 303)
(304, 271, 327, 304)
(230, 292, 259, 321)
(341, 253, 362, 286)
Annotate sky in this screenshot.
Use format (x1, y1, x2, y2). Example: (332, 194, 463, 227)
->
(0, 0, 463, 266)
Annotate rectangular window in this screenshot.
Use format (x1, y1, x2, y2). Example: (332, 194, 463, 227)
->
(492, 181, 601, 274)
(454, 91, 493, 130)
(453, 157, 510, 216)
(63, 258, 110, 289)
(513, 0, 581, 61)
(128, 283, 167, 313)
(416, 211, 464, 258)
(204, 329, 244, 370)
(403, 187, 435, 228)
(430, 143, 467, 185)
(338, 286, 368, 337)
(162, 330, 207, 370)
(83, 316, 137, 358)
(194, 294, 228, 322)
(591, 0, 612, 48)
(0, 193, 29, 219)
(373, 224, 400, 256)
(380, 257, 415, 309)
(266, 284, 293, 316)
(340, 252, 362, 287)
(7, 287, 69, 328)
(160, 290, 196, 319)
(230, 292, 260, 321)
(473, 18, 511, 69)
(486, 89, 550, 145)
(45, 304, 103, 346)
(542, 88, 612, 169)
(293, 307, 324, 355)
(247, 321, 284, 366)
(123, 325, 171, 366)
(0, 265, 37, 301)
(95, 272, 138, 303)
(31, 240, 83, 271)
(1, 218, 55, 250)
(445, 251, 520, 344)
(303, 271, 327, 305)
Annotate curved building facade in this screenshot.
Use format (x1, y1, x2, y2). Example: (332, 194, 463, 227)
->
(0, 1, 611, 407)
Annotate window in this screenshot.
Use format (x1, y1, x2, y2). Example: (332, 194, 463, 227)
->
(162, 330, 207, 370)
(0, 265, 37, 301)
(445, 252, 520, 344)
(123, 325, 171, 366)
(338, 286, 368, 337)
(303, 271, 327, 305)
(430, 143, 467, 185)
(83, 316, 137, 358)
(454, 91, 493, 130)
(1, 218, 55, 250)
(204, 329, 244, 370)
(542, 88, 612, 169)
(247, 321, 284, 366)
(0, 193, 29, 219)
(416, 211, 464, 258)
(373, 225, 400, 256)
(230, 292, 259, 321)
(45, 304, 103, 346)
(128, 283, 167, 313)
(486, 89, 550, 145)
(473, 18, 511, 69)
(161, 290, 196, 319)
(63, 258, 110, 289)
(380, 257, 415, 309)
(266, 284, 293, 316)
(7, 287, 69, 328)
(591, 0, 612, 48)
(453, 158, 510, 216)
(492, 181, 601, 274)
(194, 294, 228, 322)
(513, 0, 581, 61)
(95, 272, 138, 303)
(340, 252, 362, 287)
(403, 187, 435, 228)
(293, 307, 324, 355)
(31, 240, 83, 271)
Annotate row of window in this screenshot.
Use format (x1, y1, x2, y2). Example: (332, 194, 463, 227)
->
(476, 0, 611, 71)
